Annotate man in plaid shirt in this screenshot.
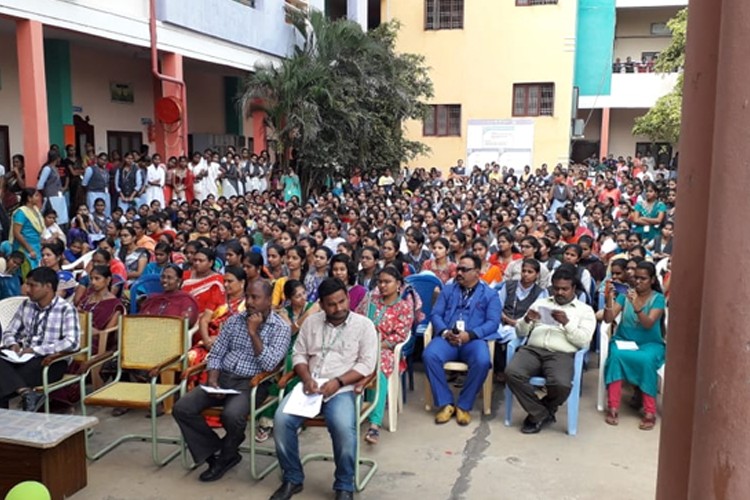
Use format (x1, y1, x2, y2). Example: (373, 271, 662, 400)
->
(1, 267, 81, 411)
(173, 279, 291, 482)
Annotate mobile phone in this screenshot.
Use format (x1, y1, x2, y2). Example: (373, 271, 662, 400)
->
(613, 282, 629, 295)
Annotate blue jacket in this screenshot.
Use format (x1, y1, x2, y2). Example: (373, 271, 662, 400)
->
(431, 281, 502, 340)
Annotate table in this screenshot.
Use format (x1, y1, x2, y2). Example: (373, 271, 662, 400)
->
(0, 409, 98, 500)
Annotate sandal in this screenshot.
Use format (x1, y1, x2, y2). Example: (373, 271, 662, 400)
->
(364, 427, 380, 445)
(605, 407, 619, 426)
(111, 407, 130, 417)
(255, 425, 272, 443)
(639, 413, 656, 431)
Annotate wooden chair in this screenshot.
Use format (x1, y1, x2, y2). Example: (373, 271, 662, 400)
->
(79, 315, 189, 466)
(178, 361, 285, 479)
(275, 368, 380, 492)
(423, 324, 495, 416)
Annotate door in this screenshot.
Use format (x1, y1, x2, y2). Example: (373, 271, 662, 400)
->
(107, 131, 143, 156)
(0, 126, 9, 169)
(74, 115, 95, 155)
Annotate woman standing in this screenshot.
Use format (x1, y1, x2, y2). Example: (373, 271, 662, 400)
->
(603, 261, 666, 430)
(11, 188, 44, 274)
(632, 181, 666, 243)
(422, 237, 457, 285)
(3, 154, 26, 212)
(356, 267, 416, 444)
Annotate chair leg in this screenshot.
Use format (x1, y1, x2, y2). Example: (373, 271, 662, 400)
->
(387, 373, 398, 432)
(407, 357, 415, 391)
(482, 371, 493, 416)
(424, 376, 433, 412)
(567, 382, 580, 436)
(160, 372, 176, 414)
(503, 384, 513, 426)
(400, 372, 407, 405)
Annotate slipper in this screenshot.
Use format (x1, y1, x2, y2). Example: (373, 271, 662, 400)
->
(111, 407, 130, 417)
(605, 407, 619, 426)
(639, 413, 656, 431)
(364, 427, 380, 445)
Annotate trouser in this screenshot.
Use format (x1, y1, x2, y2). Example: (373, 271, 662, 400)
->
(505, 345, 574, 422)
(423, 336, 491, 411)
(607, 380, 657, 414)
(366, 372, 388, 426)
(274, 391, 357, 492)
(172, 372, 268, 464)
(0, 357, 66, 408)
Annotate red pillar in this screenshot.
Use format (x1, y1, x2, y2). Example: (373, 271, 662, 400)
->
(599, 107, 610, 159)
(154, 52, 187, 158)
(16, 19, 49, 182)
(252, 108, 267, 155)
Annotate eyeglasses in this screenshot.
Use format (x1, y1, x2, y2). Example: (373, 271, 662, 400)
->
(456, 266, 475, 273)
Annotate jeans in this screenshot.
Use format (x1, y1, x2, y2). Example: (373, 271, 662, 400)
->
(274, 390, 357, 492)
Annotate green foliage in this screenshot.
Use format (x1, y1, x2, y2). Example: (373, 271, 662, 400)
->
(632, 8, 686, 144)
(241, 7, 433, 195)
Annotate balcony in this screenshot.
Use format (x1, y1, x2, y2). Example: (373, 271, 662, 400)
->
(578, 71, 679, 109)
(615, 0, 687, 7)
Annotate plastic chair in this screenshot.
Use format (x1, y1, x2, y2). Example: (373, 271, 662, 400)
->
(179, 362, 284, 479)
(79, 315, 189, 466)
(504, 337, 588, 436)
(274, 365, 381, 492)
(0, 296, 26, 331)
(402, 273, 443, 393)
(423, 324, 495, 416)
(62, 250, 95, 278)
(129, 274, 164, 314)
(385, 327, 411, 432)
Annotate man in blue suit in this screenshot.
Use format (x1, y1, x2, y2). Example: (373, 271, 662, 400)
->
(424, 254, 501, 425)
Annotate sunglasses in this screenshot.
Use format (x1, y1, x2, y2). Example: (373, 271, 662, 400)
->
(456, 266, 475, 273)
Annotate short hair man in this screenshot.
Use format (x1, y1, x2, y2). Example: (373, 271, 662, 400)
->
(173, 280, 291, 482)
(270, 278, 378, 500)
(505, 264, 596, 434)
(0, 267, 80, 411)
(423, 255, 502, 426)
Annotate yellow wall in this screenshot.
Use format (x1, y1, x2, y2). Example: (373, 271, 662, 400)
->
(384, 0, 577, 171)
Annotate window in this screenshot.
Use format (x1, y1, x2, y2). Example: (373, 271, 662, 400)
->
(513, 83, 555, 117)
(650, 22, 670, 36)
(423, 105, 461, 136)
(425, 0, 464, 30)
(516, 0, 558, 5)
(107, 131, 143, 156)
(232, 0, 256, 7)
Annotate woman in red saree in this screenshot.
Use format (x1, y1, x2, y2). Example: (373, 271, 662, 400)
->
(182, 247, 226, 345)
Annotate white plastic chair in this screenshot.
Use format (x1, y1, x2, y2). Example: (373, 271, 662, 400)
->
(62, 250, 95, 279)
(385, 329, 411, 432)
(0, 296, 26, 331)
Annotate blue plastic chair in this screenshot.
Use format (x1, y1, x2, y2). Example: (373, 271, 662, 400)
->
(401, 273, 443, 398)
(129, 274, 164, 314)
(503, 337, 589, 436)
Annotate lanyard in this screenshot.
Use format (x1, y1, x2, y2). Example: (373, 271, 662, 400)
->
(313, 319, 347, 379)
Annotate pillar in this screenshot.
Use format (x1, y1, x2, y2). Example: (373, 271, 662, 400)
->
(599, 107, 610, 159)
(154, 52, 188, 158)
(252, 108, 266, 155)
(686, 0, 750, 495)
(44, 40, 73, 152)
(347, 0, 368, 31)
(16, 20, 49, 182)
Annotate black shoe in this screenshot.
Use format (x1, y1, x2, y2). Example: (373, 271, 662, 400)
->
(198, 453, 241, 482)
(269, 482, 303, 500)
(334, 490, 354, 500)
(521, 414, 554, 434)
(21, 391, 45, 412)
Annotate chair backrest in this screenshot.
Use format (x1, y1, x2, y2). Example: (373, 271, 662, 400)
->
(119, 315, 187, 370)
(129, 275, 164, 314)
(405, 272, 443, 319)
(74, 311, 93, 362)
(0, 296, 26, 332)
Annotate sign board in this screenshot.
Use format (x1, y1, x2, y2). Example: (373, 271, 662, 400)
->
(466, 119, 534, 169)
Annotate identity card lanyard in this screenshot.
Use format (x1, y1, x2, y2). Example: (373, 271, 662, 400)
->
(457, 286, 477, 332)
(313, 322, 345, 379)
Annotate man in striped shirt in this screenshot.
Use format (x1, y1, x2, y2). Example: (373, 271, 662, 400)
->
(0, 267, 80, 411)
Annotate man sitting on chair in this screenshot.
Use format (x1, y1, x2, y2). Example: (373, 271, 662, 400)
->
(423, 254, 501, 426)
(270, 278, 378, 500)
(173, 280, 291, 482)
(0, 267, 81, 411)
(505, 264, 596, 434)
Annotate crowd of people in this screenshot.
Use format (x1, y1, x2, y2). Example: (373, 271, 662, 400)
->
(0, 144, 674, 500)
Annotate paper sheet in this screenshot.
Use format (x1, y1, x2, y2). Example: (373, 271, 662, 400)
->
(199, 385, 241, 395)
(615, 340, 639, 351)
(283, 378, 329, 418)
(536, 305, 561, 326)
(0, 350, 35, 364)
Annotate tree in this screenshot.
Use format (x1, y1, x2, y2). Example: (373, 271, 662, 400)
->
(240, 7, 433, 196)
(632, 8, 687, 144)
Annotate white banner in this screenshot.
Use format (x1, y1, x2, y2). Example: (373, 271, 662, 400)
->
(466, 119, 534, 170)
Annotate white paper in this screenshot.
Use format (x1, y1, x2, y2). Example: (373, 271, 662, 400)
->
(615, 340, 639, 351)
(0, 350, 35, 364)
(536, 305, 560, 326)
(199, 385, 241, 395)
(283, 378, 329, 418)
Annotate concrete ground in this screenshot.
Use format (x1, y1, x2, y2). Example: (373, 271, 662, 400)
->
(71, 363, 659, 500)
